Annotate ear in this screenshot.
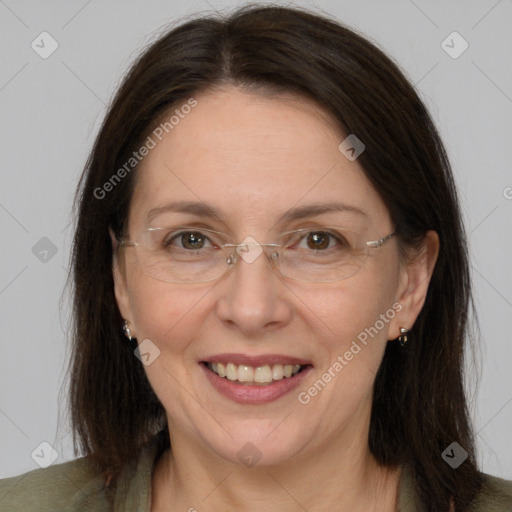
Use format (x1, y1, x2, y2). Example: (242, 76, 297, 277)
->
(388, 230, 439, 339)
(110, 226, 134, 327)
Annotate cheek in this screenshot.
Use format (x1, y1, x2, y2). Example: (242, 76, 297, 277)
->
(127, 275, 206, 358)
(300, 260, 399, 370)
(126, 278, 210, 420)
(293, 271, 399, 429)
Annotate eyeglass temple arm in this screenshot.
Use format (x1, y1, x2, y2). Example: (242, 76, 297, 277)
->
(116, 238, 137, 247)
(366, 232, 395, 248)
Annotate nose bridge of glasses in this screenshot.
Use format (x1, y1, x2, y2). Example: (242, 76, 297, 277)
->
(223, 240, 280, 269)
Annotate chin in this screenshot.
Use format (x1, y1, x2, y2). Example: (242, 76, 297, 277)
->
(196, 424, 308, 468)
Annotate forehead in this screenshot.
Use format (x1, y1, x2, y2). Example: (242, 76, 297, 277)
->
(127, 87, 390, 233)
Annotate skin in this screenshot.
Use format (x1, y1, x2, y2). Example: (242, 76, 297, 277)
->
(113, 87, 439, 511)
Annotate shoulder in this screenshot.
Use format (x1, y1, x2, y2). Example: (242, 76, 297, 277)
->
(0, 442, 160, 512)
(469, 472, 512, 511)
(0, 457, 109, 512)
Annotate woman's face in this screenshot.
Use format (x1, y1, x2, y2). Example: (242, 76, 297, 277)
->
(114, 87, 426, 466)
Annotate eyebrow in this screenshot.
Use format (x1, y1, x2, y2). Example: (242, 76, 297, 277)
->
(145, 200, 368, 225)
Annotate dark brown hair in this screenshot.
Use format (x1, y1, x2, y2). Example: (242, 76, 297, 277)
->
(68, 4, 482, 509)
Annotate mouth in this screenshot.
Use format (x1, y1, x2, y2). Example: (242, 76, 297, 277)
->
(199, 355, 313, 404)
(202, 361, 310, 386)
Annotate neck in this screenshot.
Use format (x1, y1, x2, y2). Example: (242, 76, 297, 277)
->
(152, 423, 401, 511)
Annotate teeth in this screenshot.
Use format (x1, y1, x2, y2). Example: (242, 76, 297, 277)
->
(226, 363, 238, 381)
(254, 365, 272, 383)
(207, 362, 304, 385)
(238, 365, 254, 382)
(272, 364, 284, 380)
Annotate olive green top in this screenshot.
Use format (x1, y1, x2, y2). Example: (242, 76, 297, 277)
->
(1, 442, 511, 511)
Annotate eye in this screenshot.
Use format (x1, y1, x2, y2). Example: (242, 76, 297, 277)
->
(294, 230, 349, 251)
(163, 231, 214, 250)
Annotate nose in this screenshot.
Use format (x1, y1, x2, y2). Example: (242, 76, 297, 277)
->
(215, 242, 293, 336)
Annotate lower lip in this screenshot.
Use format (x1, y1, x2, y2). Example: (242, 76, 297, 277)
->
(200, 363, 313, 404)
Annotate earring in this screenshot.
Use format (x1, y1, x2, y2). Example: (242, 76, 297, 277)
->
(122, 320, 133, 341)
(398, 327, 409, 347)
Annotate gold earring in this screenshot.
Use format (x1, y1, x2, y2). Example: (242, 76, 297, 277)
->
(398, 327, 409, 347)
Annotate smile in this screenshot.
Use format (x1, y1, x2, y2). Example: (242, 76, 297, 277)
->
(205, 362, 305, 386)
(201, 358, 313, 404)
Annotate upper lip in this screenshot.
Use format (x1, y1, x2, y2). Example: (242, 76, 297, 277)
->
(202, 353, 313, 367)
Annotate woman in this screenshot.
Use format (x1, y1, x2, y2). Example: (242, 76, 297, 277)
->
(1, 4, 511, 511)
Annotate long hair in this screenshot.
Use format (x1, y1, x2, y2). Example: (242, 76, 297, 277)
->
(68, 5, 482, 509)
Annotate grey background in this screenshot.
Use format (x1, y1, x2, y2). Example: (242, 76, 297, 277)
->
(1, 0, 511, 480)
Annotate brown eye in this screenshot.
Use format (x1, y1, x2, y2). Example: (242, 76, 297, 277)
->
(163, 231, 212, 250)
(180, 232, 207, 249)
(306, 232, 330, 250)
(292, 230, 350, 253)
